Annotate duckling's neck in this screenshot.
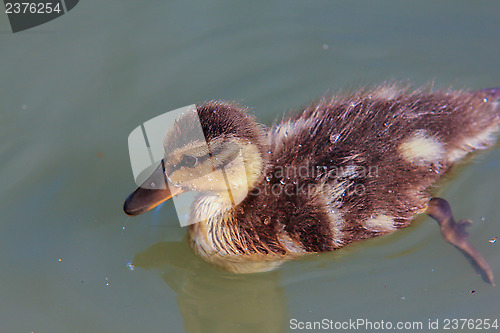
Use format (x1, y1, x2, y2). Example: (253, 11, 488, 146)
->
(233, 138, 266, 200)
(209, 137, 265, 209)
(188, 139, 266, 257)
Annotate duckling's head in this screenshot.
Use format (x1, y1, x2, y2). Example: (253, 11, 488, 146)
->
(124, 101, 266, 216)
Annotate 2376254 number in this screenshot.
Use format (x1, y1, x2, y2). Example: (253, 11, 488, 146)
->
(443, 318, 499, 330)
(5, 2, 62, 14)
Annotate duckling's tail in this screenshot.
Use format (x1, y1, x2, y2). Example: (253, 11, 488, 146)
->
(474, 87, 500, 100)
(472, 87, 500, 122)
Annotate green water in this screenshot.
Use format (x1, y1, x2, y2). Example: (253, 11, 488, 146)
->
(1, 1, 499, 332)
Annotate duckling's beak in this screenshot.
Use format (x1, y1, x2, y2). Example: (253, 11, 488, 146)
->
(123, 160, 184, 216)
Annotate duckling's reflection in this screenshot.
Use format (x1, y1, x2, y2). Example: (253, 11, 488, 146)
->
(133, 240, 288, 332)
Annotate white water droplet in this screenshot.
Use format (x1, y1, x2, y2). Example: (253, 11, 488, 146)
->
(330, 133, 340, 143)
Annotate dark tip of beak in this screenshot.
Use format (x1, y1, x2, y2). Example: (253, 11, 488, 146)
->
(123, 186, 172, 216)
(124, 200, 141, 216)
(123, 160, 178, 216)
(123, 194, 140, 216)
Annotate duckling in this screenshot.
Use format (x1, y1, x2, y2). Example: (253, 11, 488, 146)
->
(124, 84, 500, 281)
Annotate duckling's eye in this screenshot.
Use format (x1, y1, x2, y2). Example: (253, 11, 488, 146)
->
(180, 155, 197, 168)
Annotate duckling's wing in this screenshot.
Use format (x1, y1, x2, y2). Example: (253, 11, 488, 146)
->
(284, 86, 499, 241)
(268, 85, 499, 252)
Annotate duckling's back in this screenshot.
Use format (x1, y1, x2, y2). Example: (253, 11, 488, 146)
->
(186, 85, 499, 274)
(248, 85, 500, 253)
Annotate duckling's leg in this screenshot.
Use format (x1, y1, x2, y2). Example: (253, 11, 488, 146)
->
(427, 198, 495, 286)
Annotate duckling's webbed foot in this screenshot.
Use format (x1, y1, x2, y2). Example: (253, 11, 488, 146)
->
(427, 198, 495, 286)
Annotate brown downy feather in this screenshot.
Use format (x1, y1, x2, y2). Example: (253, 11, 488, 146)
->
(187, 84, 500, 271)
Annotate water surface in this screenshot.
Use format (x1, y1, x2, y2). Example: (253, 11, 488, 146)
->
(1, 1, 499, 332)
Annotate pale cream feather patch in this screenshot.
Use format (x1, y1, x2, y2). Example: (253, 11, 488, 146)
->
(399, 130, 445, 164)
(364, 214, 396, 232)
(321, 183, 349, 248)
